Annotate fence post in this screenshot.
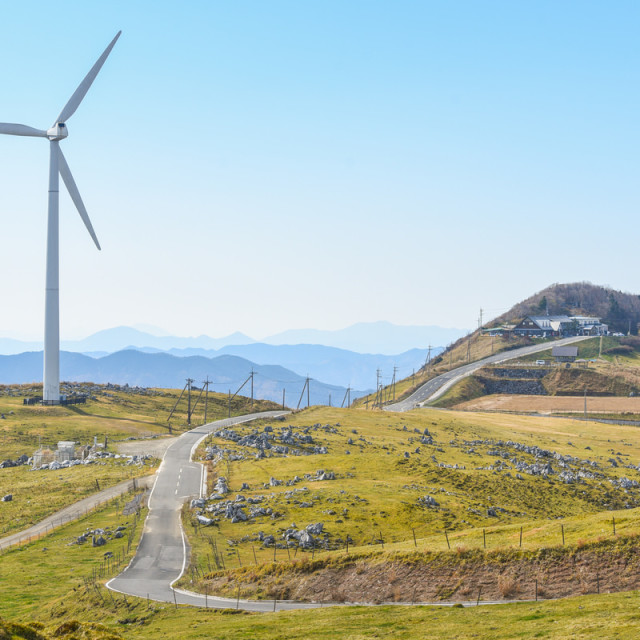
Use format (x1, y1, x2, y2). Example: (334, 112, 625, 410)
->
(412, 528, 417, 547)
(519, 526, 523, 548)
(561, 524, 565, 546)
(445, 530, 450, 550)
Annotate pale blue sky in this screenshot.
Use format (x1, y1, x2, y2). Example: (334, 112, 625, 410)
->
(0, 1, 638, 340)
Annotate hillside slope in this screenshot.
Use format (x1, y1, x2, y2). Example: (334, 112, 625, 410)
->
(493, 282, 640, 334)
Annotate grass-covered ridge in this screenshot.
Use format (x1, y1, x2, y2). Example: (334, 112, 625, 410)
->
(176, 405, 640, 601)
(6, 401, 640, 636)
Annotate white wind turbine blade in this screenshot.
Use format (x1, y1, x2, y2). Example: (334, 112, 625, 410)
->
(0, 123, 47, 137)
(55, 31, 122, 125)
(57, 146, 101, 250)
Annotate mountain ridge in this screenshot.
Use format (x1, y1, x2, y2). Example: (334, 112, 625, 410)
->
(0, 350, 370, 407)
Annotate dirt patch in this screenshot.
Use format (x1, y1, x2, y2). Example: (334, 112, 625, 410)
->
(454, 394, 640, 414)
(200, 538, 640, 604)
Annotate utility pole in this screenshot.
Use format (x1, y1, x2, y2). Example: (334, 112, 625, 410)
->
(203, 377, 210, 425)
(307, 376, 310, 408)
(479, 308, 483, 329)
(376, 369, 381, 408)
(296, 378, 311, 410)
(167, 380, 188, 427)
(282, 388, 286, 410)
(250, 369, 255, 407)
(341, 386, 351, 408)
(328, 392, 331, 407)
(392, 366, 398, 402)
(186, 378, 194, 425)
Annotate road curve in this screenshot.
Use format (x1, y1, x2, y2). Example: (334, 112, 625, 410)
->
(106, 409, 555, 611)
(106, 411, 328, 612)
(385, 336, 591, 412)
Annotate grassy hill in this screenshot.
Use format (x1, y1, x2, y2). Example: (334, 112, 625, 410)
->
(492, 282, 640, 335)
(173, 406, 640, 604)
(5, 399, 640, 636)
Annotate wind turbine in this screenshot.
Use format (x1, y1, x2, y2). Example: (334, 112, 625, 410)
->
(0, 32, 121, 404)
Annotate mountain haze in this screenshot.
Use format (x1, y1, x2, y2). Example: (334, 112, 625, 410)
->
(0, 350, 368, 407)
(262, 321, 466, 355)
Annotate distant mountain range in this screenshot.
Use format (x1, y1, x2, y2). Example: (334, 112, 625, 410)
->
(140, 343, 440, 390)
(0, 350, 369, 407)
(0, 321, 465, 357)
(0, 322, 457, 395)
(260, 321, 465, 355)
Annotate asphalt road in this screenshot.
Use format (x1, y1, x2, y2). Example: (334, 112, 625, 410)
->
(106, 411, 328, 611)
(384, 336, 591, 412)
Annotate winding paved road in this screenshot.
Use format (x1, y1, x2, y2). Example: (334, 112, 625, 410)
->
(385, 336, 590, 412)
(106, 411, 327, 611)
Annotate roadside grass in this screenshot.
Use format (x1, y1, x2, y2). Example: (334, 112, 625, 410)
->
(0, 460, 156, 537)
(179, 406, 640, 587)
(119, 592, 640, 639)
(4, 487, 640, 640)
(430, 376, 485, 408)
(8, 582, 640, 639)
(6, 406, 640, 637)
(554, 412, 640, 421)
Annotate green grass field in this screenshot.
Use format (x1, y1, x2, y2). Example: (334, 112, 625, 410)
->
(176, 406, 640, 601)
(0, 384, 279, 538)
(6, 394, 640, 637)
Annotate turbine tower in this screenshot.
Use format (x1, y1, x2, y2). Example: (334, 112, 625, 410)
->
(0, 32, 121, 404)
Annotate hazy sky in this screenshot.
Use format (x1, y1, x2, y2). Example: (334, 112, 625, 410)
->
(0, 1, 638, 340)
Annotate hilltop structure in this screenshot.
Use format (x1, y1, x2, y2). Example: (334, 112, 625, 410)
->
(512, 315, 608, 338)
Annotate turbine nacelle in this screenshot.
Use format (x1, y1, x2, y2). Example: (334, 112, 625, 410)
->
(47, 123, 68, 141)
